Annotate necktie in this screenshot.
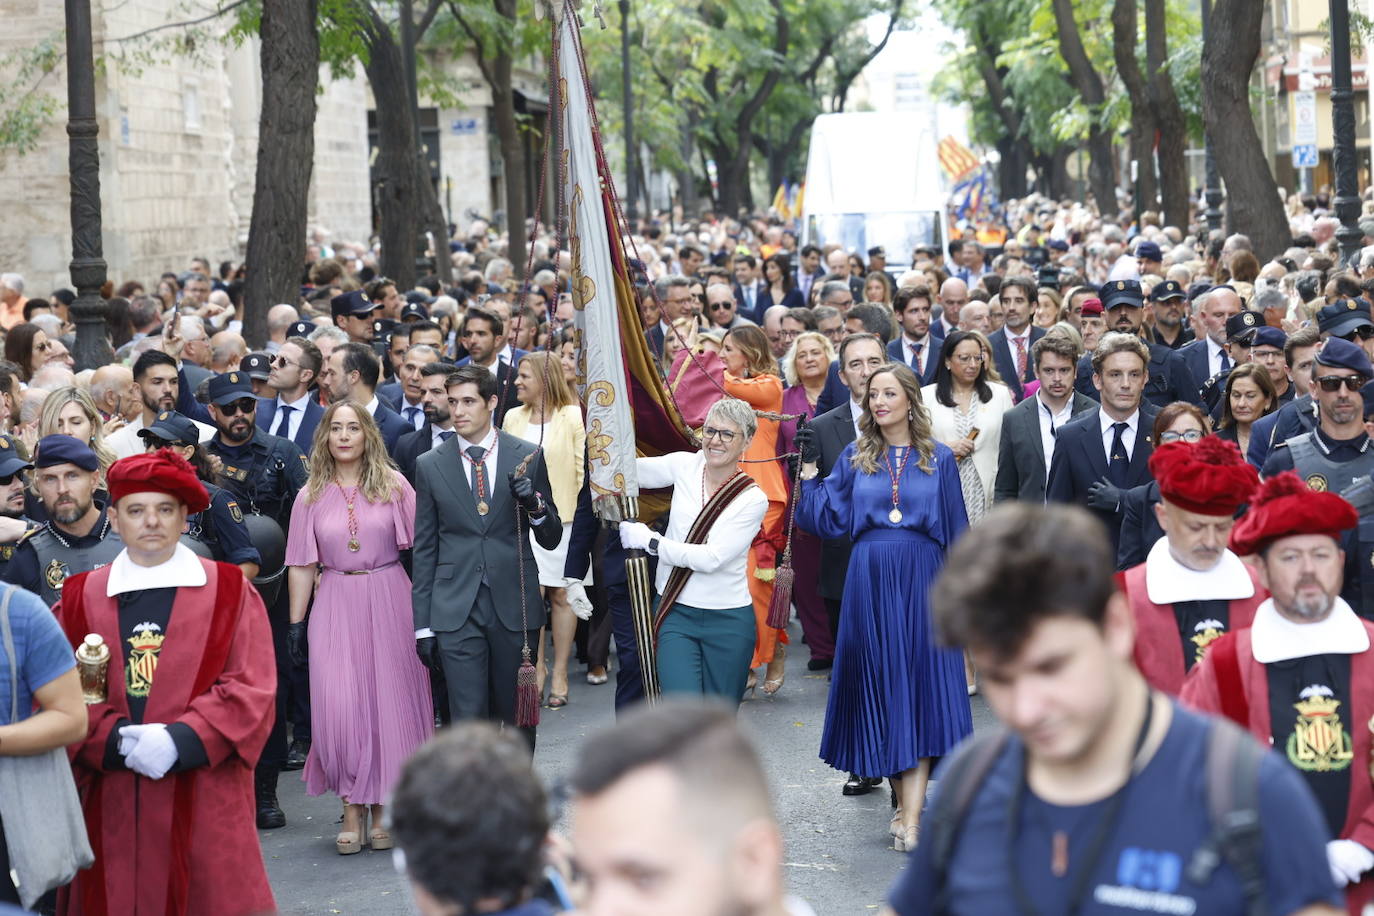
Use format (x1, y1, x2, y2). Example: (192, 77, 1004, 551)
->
(1013, 336, 1028, 381)
(1219, 349, 1231, 374)
(273, 405, 294, 439)
(1109, 422, 1130, 488)
(744, 286, 754, 313)
(466, 445, 488, 505)
(910, 341, 923, 376)
(404, 406, 421, 429)
(439, 430, 455, 442)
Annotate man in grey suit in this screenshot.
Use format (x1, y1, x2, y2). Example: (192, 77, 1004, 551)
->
(411, 365, 561, 749)
(994, 335, 1099, 503)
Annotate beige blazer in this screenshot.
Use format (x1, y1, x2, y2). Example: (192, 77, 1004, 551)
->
(921, 381, 1014, 511)
(503, 404, 586, 519)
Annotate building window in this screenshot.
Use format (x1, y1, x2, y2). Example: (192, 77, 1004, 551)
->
(183, 82, 201, 132)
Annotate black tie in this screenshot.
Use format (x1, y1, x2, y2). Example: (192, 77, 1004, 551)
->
(439, 430, 455, 442)
(466, 445, 488, 497)
(1219, 349, 1231, 373)
(1109, 422, 1130, 487)
(273, 405, 293, 439)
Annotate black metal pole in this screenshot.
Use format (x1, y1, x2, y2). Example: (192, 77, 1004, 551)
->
(620, 0, 638, 224)
(1200, 0, 1223, 236)
(64, 0, 110, 371)
(1330, 0, 1362, 266)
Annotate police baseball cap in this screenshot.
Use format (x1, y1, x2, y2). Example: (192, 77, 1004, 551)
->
(138, 410, 200, 447)
(33, 435, 98, 472)
(1101, 279, 1144, 311)
(374, 317, 397, 338)
(1225, 310, 1262, 344)
(1187, 283, 1212, 302)
(241, 352, 272, 380)
(207, 371, 256, 407)
(1048, 239, 1069, 252)
(330, 290, 378, 320)
(1317, 298, 1374, 338)
(0, 435, 33, 478)
(1135, 240, 1163, 262)
(286, 320, 316, 339)
(400, 302, 429, 321)
(867, 246, 886, 258)
(1315, 336, 1374, 378)
(1250, 326, 1287, 351)
(1149, 280, 1186, 303)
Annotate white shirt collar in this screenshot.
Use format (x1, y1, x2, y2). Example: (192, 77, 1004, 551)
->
(459, 426, 497, 453)
(276, 390, 311, 412)
(431, 424, 454, 445)
(1144, 538, 1255, 604)
(1250, 596, 1370, 663)
(107, 542, 207, 597)
(1098, 409, 1140, 436)
(364, 395, 379, 415)
(1006, 325, 1031, 342)
(1036, 391, 1073, 419)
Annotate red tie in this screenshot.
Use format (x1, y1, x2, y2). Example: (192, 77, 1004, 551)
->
(1013, 335, 1027, 381)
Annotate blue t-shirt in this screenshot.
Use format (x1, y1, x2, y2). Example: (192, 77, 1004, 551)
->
(0, 586, 75, 725)
(888, 704, 1339, 915)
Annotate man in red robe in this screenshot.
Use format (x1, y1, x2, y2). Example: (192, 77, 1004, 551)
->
(1118, 437, 1266, 693)
(53, 450, 276, 916)
(1184, 472, 1374, 914)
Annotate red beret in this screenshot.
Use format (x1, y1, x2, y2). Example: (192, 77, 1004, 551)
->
(1228, 471, 1358, 556)
(1149, 437, 1258, 517)
(107, 449, 210, 514)
(1080, 297, 1103, 317)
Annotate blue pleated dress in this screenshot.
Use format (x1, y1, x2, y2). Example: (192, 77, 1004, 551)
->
(797, 442, 973, 778)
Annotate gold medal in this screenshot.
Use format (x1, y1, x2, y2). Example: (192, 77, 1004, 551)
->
(347, 538, 360, 552)
(889, 507, 903, 524)
(477, 500, 489, 516)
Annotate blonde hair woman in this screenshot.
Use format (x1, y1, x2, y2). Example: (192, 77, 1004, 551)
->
(795, 362, 972, 852)
(503, 351, 586, 708)
(38, 386, 117, 471)
(285, 401, 433, 856)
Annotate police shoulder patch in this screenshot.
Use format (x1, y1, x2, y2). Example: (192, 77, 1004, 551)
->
(227, 501, 243, 523)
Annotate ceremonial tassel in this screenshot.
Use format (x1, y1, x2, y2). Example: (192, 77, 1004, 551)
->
(516, 646, 541, 728)
(765, 561, 794, 630)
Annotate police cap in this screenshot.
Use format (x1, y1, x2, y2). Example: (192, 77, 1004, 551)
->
(0, 434, 33, 478)
(1315, 336, 1374, 378)
(330, 289, 378, 320)
(287, 320, 317, 339)
(1250, 326, 1287, 352)
(207, 371, 255, 406)
(1317, 298, 1374, 338)
(33, 435, 98, 472)
(400, 302, 429, 321)
(138, 410, 200, 447)
(1225, 310, 1261, 344)
(1101, 280, 1144, 311)
(241, 352, 271, 381)
(1135, 240, 1163, 262)
(1148, 280, 1186, 303)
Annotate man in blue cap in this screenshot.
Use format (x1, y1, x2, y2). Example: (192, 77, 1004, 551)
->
(1135, 239, 1163, 276)
(1262, 338, 1374, 492)
(331, 289, 378, 345)
(1197, 310, 1263, 418)
(1074, 279, 1199, 408)
(0, 433, 35, 582)
(3, 436, 122, 606)
(1146, 279, 1193, 350)
(1319, 296, 1374, 364)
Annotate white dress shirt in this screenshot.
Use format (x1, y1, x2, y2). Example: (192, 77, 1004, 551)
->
(1036, 393, 1075, 479)
(1002, 327, 1033, 378)
(456, 427, 498, 491)
(1206, 338, 1228, 377)
(271, 391, 312, 441)
(399, 398, 425, 430)
(902, 335, 932, 376)
(1098, 409, 1140, 465)
(364, 395, 380, 417)
(430, 424, 455, 449)
(849, 397, 864, 439)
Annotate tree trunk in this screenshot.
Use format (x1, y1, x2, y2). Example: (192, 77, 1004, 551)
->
(417, 153, 453, 284)
(243, 0, 318, 345)
(490, 55, 527, 278)
(1202, 0, 1289, 259)
(1051, 0, 1117, 214)
(1112, 0, 1157, 214)
(362, 6, 420, 290)
(1145, 0, 1190, 230)
(1000, 136, 1030, 200)
(1049, 145, 1073, 200)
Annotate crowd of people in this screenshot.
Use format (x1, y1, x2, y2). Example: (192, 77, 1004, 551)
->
(6, 183, 1374, 913)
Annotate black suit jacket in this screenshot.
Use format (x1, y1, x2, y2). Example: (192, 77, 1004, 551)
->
(412, 430, 561, 633)
(372, 399, 411, 453)
(806, 402, 858, 601)
(993, 391, 1099, 504)
(886, 337, 940, 385)
(1044, 404, 1159, 552)
(255, 396, 325, 456)
(393, 423, 441, 483)
(1116, 481, 1163, 570)
(812, 362, 850, 416)
(1178, 339, 1213, 397)
(987, 327, 1046, 401)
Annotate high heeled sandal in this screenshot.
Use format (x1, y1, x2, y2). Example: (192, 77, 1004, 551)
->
(894, 824, 920, 853)
(336, 804, 364, 855)
(889, 808, 904, 839)
(762, 646, 786, 696)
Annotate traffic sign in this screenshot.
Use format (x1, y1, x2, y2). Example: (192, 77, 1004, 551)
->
(1292, 143, 1319, 168)
(1294, 90, 1318, 145)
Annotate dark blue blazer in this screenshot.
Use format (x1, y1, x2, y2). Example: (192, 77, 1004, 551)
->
(393, 423, 437, 483)
(376, 380, 403, 411)
(886, 337, 940, 385)
(987, 327, 1045, 401)
(1178, 339, 1213, 397)
(1044, 403, 1159, 553)
(255, 396, 324, 456)
(176, 367, 213, 426)
(812, 362, 850, 416)
(1246, 394, 1318, 469)
(1116, 481, 1163, 570)
(372, 399, 410, 453)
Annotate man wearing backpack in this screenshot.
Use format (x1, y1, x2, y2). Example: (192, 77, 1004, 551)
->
(885, 502, 1339, 916)
(1184, 472, 1374, 913)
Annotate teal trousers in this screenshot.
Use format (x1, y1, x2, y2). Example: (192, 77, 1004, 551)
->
(656, 600, 757, 705)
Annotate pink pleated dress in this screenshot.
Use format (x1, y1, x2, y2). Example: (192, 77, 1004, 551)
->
(285, 473, 434, 804)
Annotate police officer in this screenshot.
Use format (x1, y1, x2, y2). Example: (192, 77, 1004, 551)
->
(0, 434, 36, 581)
(4, 436, 122, 606)
(1262, 338, 1374, 494)
(1074, 279, 1199, 407)
(1197, 310, 1261, 419)
(202, 370, 307, 830)
(241, 351, 273, 398)
(137, 409, 260, 579)
(1146, 279, 1193, 350)
(1248, 325, 1295, 406)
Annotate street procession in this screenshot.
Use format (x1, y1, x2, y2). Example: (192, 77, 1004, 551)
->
(9, 0, 1374, 912)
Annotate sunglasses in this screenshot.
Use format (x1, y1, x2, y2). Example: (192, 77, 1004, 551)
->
(271, 355, 299, 368)
(708, 302, 734, 312)
(1342, 327, 1374, 342)
(219, 398, 258, 415)
(0, 472, 20, 486)
(1316, 375, 1368, 393)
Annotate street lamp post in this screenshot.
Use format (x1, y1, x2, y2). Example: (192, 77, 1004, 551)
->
(620, 0, 637, 223)
(65, 0, 110, 371)
(1200, 0, 1223, 235)
(1329, 0, 1363, 267)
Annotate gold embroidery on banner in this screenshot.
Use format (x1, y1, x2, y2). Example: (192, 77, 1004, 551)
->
(585, 415, 613, 467)
(1287, 685, 1354, 772)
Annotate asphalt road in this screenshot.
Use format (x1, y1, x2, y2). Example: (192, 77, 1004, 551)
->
(260, 623, 996, 915)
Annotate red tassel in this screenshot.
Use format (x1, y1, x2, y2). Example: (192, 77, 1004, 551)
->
(515, 648, 541, 728)
(766, 563, 794, 630)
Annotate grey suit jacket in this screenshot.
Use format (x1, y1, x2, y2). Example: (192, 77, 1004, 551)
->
(993, 391, 1098, 504)
(411, 430, 561, 633)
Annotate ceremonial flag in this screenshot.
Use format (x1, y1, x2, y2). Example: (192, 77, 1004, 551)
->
(938, 135, 980, 183)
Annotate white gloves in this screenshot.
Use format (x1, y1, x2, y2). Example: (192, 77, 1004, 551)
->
(566, 581, 593, 621)
(618, 521, 654, 551)
(119, 723, 179, 780)
(1327, 839, 1374, 887)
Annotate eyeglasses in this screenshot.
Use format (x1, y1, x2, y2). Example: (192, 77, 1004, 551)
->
(1342, 327, 1374, 342)
(708, 302, 734, 313)
(952, 354, 984, 365)
(219, 398, 258, 415)
(702, 426, 737, 443)
(271, 355, 299, 368)
(1158, 429, 1205, 444)
(1316, 375, 1368, 392)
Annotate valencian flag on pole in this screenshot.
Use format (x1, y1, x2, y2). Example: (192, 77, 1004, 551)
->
(554, 0, 695, 699)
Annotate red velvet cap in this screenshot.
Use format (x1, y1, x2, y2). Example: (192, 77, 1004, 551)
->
(1080, 297, 1103, 317)
(1228, 471, 1358, 556)
(1149, 437, 1258, 517)
(107, 449, 210, 514)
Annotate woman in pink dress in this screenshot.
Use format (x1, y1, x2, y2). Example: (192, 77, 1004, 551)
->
(285, 400, 434, 856)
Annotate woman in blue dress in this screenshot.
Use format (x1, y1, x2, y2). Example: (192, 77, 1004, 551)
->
(795, 361, 973, 853)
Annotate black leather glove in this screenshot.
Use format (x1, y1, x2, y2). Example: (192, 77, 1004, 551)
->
(794, 417, 820, 464)
(287, 621, 308, 668)
(416, 636, 439, 671)
(1086, 477, 1123, 512)
(508, 472, 542, 514)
